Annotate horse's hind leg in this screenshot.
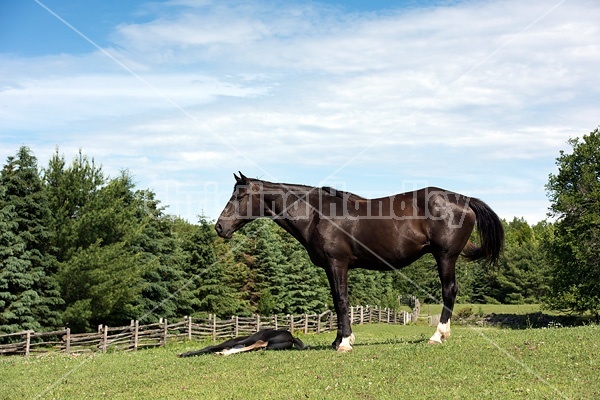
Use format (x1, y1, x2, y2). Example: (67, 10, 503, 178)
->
(265, 340, 293, 350)
(325, 260, 354, 352)
(429, 253, 458, 344)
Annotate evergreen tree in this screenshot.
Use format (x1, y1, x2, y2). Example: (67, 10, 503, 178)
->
(187, 217, 245, 317)
(236, 219, 287, 315)
(0, 189, 38, 333)
(0, 147, 62, 332)
(231, 219, 329, 315)
(393, 254, 440, 304)
(59, 241, 141, 331)
(349, 269, 396, 308)
(467, 262, 496, 303)
(491, 218, 549, 304)
(128, 191, 197, 323)
(43, 149, 104, 262)
(57, 174, 145, 331)
(275, 226, 329, 314)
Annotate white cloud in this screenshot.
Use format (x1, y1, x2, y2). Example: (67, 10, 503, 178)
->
(2, 0, 600, 223)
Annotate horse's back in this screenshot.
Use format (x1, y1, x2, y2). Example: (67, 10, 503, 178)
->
(311, 187, 476, 269)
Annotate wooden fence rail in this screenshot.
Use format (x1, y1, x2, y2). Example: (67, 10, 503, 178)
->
(0, 306, 412, 357)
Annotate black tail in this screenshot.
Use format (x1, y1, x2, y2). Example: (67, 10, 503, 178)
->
(292, 337, 307, 350)
(462, 197, 504, 265)
(178, 348, 210, 358)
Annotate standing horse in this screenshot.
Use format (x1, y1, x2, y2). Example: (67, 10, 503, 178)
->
(215, 172, 503, 352)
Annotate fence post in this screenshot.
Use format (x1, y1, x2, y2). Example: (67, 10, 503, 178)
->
(317, 313, 322, 333)
(134, 320, 139, 350)
(289, 314, 294, 333)
(65, 328, 71, 354)
(129, 320, 134, 349)
(102, 325, 108, 353)
(255, 314, 261, 332)
(274, 315, 278, 330)
(187, 316, 192, 341)
(25, 330, 31, 356)
(360, 306, 364, 324)
(234, 316, 239, 337)
(159, 318, 169, 346)
(212, 314, 217, 342)
(412, 297, 420, 322)
(303, 314, 308, 334)
(130, 320, 139, 351)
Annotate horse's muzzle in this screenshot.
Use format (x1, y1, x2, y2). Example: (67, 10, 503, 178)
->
(215, 222, 233, 239)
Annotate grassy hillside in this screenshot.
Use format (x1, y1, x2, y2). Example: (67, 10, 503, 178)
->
(1, 324, 597, 399)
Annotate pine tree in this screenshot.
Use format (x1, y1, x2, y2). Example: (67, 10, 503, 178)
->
(275, 227, 329, 314)
(0, 147, 62, 332)
(128, 191, 197, 323)
(43, 149, 104, 262)
(187, 217, 245, 317)
(57, 174, 144, 331)
(0, 190, 39, 333)
(490, 218, 549, 304)
(393, 254, 440, 304)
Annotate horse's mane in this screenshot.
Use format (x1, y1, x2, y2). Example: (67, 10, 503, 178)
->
(244, 178, 366, 202)
(320, 186, 366, 202)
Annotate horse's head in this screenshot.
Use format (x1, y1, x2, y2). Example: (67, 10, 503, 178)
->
(215, 172, 261, 238)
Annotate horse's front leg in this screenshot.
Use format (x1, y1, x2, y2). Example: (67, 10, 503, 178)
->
(325, 260, 354, 352)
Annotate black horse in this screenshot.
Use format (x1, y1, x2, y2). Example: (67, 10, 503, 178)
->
(215, 173, 504, 351)
(178, 329, 306, 357)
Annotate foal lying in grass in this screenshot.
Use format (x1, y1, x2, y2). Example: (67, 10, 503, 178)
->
(178, 329, 307, 357)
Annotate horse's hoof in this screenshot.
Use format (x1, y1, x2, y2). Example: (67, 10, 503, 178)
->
(427, 339, 442, 345)
(337, 345, 352, 353)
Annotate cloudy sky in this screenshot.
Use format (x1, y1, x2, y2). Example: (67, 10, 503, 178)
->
(1, 0, 598, 224)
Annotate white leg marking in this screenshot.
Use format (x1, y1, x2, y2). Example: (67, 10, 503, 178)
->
(428, 321, 451, 344)
(216, 340, 268, 356)
(337, 335, 354, 352)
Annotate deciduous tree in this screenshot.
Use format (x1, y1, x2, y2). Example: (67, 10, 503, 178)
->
(545, 128, 600, 316)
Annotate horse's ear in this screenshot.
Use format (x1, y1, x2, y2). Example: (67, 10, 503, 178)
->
(238, 171, 250, 183)
(234, 172, 242, 183)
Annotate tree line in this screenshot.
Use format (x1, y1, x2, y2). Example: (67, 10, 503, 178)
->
(1, 129, 599, 333)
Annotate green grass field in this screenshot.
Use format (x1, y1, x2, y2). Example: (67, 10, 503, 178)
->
(1, 323, 598, 399)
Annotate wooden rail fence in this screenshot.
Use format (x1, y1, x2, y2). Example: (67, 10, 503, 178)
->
(0, 306, 412, 357)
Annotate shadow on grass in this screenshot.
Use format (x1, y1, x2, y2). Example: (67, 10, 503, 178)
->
(457, 312, 594, 329)
(303, 336, 430, 351)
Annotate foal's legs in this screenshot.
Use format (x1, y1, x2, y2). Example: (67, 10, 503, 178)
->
(429, 253, 459, 344)
(325, 260, 354, 352)
(217, 340, 269, 356)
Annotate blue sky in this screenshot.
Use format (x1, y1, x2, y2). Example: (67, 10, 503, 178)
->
(1, 0, 599, 223)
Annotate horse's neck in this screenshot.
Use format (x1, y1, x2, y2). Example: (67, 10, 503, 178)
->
(261, 184, 316, 245)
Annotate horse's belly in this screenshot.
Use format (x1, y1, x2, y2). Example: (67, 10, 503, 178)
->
(349, 221, 429, 270)
(350, 250, 426, 271)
